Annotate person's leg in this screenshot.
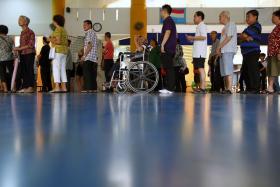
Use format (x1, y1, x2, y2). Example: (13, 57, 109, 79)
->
(267, 76, 275, 92)
(23, 53, 35, 92)
(66, 70, 71, 92)
(247, 53, 260, 92)
(40, 67, 47, 92)
(82, 61, 90, 91)
(179, 72, 186, 93)
(92, 62, 98, 91)
(174, 67, 181, 92)
(0, 62, 8, 92)
(157, 68, 163, 91)
(198, 68, 206, 90)
(52, 54, 61, 91)
(241, 55, 250, 91)
(46, 65, 53, 91)
(60, 54, 68, 92)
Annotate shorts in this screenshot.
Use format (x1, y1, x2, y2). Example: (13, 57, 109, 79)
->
(161, 52, 175, 69)
(76, 63, 83, 76)
(220, 53, 234, 77)
(267, 56, 280, 77)
(193, 58, 205, 69)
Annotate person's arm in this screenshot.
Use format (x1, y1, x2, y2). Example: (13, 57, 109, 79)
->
(161, 30, 171, 53)
(186, 25, 207, 41)
(216, 36, 232, 55)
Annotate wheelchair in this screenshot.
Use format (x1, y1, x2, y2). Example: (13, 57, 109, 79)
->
(106, 47, 159, 94)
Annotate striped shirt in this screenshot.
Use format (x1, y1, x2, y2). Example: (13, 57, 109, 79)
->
(84, 29, 98, 62)
(240, 22, 262, 55)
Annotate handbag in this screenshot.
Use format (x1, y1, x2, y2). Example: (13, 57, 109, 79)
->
(49, 47, 56, 60)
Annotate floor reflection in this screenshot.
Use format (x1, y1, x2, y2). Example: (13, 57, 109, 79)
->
(0, 93, 279, 187)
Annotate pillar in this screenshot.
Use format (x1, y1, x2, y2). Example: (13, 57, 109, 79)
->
(130, 0, 147, 51)
(52, 0, 66, 16)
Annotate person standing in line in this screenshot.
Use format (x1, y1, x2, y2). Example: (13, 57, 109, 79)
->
(149, 39, 162, 91)
(240, 10, 262, 94)
(266, 10, 280, 94)
(66, 39, 74, 92)
(81, 20, 98, 93)
(258, 53, 267, 93)
(13, 16, 36, 93)
(0, 25, 14, 93)
(173, 39, 186, 92)
(216, 11, 237, 94)
(103, 32, 114, 84)
(208, 31, 224, 92)
(49, 15, 68, 93)
(159, 4, 177, 93)
(38, 37, 52, 92)
(186, 11, 208, 93)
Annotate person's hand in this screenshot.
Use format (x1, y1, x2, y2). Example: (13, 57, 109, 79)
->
(186, 34, 194, 41)
(277, 53, 280, 61)
(216, 47, 221, 56)
(81, 56, 86, 62)
(161, 45, 165, 53)
(13, 47, 21, 52)
(247, 36, 253, 41)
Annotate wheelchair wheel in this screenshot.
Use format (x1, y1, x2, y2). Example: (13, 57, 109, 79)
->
(127, 61, 159, 93)
(116, 82, 128, 94)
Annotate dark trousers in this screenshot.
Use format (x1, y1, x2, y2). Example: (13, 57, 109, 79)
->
(104, 59, 114, 83)
(155, 68, 163, 91)
(209, 59, 224, 92)
(0, 60, 13, 90)
(239, 72, 245, 91)
(83, 61, 97, 91)
(161, 53, 175, 91)
(260, 71, 267, 91)
(242, 53, 260, 92)
(174, 67, 186, 92)
(19, 53, 35, 89)
(40, 65, 52, 92)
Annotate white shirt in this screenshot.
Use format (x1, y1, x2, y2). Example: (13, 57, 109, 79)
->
(220, 22, 237, 53)
(193, 22, 208, 58)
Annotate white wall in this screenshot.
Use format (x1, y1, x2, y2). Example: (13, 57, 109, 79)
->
(0, 0, 52, 36)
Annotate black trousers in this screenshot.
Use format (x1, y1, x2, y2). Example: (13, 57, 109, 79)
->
(260, 71, 267, 91)
(40, 65, 52, 92)
(0, 60, 14, 90)
(242, 53, 260, 92)
(83, 61, 97, 91)
(174, 67, 186, 92)
(104, 59, 114, 83)
(19, 53, 35, 89)
(161, 53, 175, 91)
(209, 59, 224, 92)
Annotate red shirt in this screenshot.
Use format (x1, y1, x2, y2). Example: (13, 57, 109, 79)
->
(20, 27, 36, 55)
(268, 24, 280, 57)
(103, 40, 114, 60)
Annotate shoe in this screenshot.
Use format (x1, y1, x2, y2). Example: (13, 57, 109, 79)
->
(193, 89, 207, 94)
(17, 89, 25, 93)
(263, 90, 274, 95)
(49, 90, 60, 93)
(159, 89, 173, 94)
(222, 90, 232, 94)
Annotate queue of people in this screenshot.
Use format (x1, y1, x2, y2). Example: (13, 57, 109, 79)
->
(0, 6, 280, 94)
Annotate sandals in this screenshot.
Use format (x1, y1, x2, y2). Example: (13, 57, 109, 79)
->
(193, 89, 207, 94)
(263, 90, 275, 95)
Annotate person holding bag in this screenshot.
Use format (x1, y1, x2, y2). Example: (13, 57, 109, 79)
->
(49, 15, 68, 93)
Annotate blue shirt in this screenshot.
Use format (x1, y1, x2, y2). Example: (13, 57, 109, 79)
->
(240, 22, 262, 55)
(160, 16, 177, 54)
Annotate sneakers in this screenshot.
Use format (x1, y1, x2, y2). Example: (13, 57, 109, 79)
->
(159, 89, 173, 94)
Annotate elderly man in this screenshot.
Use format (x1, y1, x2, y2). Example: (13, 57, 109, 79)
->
(14, 16, 36, 93)
(216, 11, 237, 94)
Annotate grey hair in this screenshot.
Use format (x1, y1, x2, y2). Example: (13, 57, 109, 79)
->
(19, 15, 30, 25)
(220, 11, 231, 19)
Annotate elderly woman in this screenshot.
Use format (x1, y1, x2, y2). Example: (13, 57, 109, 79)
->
(14, 15, 36, 93)
(49, 15, 68, 93)
(266, 10, 280, 94)
(0, 25, 14, 93)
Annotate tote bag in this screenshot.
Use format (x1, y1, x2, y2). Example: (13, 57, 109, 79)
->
(49, 47, 56, 60)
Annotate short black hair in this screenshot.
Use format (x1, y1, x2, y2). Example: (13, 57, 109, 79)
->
(150, 38, 158, 45)
(68, 39, 72, 44)
(273, 9, 280, 19)
(53, 15, 65, 27)
(0, 25, 8, 35)
(105, 32, 111, 39)
(195, 11, 205, 21)
(43, 36, 49, 44)
(260, 53, 266, 57)
(84, 20, 93, 28)
(211, 31, 218, 34)
(162, 4, 172, 15)
(246, 9, 259, 20)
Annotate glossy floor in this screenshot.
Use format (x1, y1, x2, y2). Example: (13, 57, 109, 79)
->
(0, 93, 280, 187)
